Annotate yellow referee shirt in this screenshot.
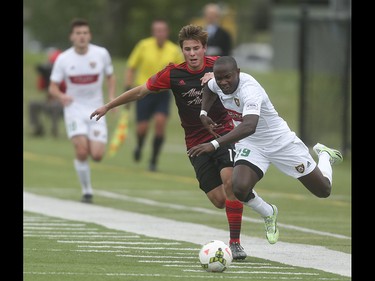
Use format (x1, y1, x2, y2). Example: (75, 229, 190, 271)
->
(127, 37, 184, 86)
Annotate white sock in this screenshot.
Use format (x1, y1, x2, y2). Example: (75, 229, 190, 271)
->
(243, 190, 273, 217)
(73, 159, 93, 195)
(317, 152, 333, 185)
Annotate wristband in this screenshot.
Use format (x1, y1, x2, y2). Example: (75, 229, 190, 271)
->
(200, 110, 208, 116)
(210, 140, 220, 150)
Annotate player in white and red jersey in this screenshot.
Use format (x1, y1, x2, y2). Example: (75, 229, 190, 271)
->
(188, 56, 343, 243)
(49, 18, 116, 203)
(91, 25, 279, 259)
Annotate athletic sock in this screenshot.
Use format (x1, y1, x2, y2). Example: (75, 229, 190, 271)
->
(134, 134, 145, 162)
(317, 151, 333, 185)
(150, 136, 164, 165)
(225, 199, 243, 244)
(137, 134, 146, 151)
(73, 159, 93, 195)
(243, 190, 273, 217)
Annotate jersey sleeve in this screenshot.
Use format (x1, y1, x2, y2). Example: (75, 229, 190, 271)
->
(242, 83, 263, 116)
(49, 55, 64, 84)
(102, 48, 114, 76)
(207, 78, 219, 94)
(146, 64, 173, 91)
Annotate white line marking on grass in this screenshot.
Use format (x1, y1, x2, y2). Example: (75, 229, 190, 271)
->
(116, 254, 198, 259)
(23, 271, 345, 280)
(23, 191, 351, 277)
(186, 269, 319, 276)
(23, 226, 98, 230)
(76, 245, 197, 250)
(24, 234, 139, 238)
(57, 240, 180, 245)
(24, 222, 87, 226)
(144, 260, 195, 264)
(96, 190, 351, 240)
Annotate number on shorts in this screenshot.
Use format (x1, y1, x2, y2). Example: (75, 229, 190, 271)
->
(228, 148, 234, 162)
(237, 148, 251, 157)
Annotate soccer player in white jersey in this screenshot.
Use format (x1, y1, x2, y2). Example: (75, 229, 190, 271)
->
(188, 56, 343, 242)
(49, 18, 116, 203)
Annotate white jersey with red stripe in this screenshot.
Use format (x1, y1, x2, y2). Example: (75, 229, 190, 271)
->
(50, 43, 114, 117)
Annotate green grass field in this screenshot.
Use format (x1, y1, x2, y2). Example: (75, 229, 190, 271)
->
(23, 52, 351, 281)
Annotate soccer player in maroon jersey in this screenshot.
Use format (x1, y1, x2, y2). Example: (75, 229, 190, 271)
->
(91, 24, 278, 259)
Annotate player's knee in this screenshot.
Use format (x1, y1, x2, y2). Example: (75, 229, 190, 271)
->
(232, 179, 249, 202)
(209, 196, 226, 209)
(232, 190, 244, 202)
(232, 186, 247, 202)
(213, 201, 226, 209)
(315, 185, 331, 198)
(91, 155, 103, 162)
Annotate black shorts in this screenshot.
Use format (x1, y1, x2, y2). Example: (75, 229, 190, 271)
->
(189, 143, 235, 193)
(136, 90, 171, 122)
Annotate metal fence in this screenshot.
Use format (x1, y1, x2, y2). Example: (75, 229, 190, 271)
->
(298, 6, 351, 155)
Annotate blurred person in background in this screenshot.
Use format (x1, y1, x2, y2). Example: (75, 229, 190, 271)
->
(124, 18, 184, 172)
(203, 3, 232, 56)
(49, 18, 116, 203)
(29, 48, 65, 137)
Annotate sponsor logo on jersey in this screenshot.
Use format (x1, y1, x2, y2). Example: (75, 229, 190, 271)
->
(182, 88, 203, 106)
(246, 102, 259, 111)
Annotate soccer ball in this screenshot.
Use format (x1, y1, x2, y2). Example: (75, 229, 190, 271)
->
(198, 240, 233, 272)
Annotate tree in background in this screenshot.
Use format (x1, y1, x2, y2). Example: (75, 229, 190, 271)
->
(24, 0, 271, 57)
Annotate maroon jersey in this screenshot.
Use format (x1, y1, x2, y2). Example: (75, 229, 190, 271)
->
(146, 56, 234, 149)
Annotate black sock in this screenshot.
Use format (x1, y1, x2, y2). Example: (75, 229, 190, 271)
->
(136, 135, 146, 151)
(150, 136, 164, 164)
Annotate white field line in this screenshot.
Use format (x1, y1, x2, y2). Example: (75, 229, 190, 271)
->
(95, 190, 351, 240)
(22, 272, 322, 280)
(23, 191, 351, 277)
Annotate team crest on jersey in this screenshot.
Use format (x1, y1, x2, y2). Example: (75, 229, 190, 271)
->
(295, 163, 305, 173)
(90, 61, 96, 69)
(234, 98, 240, 107)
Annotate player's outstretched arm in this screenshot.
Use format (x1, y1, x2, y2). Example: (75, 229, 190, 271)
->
(90, 84, 150, 121)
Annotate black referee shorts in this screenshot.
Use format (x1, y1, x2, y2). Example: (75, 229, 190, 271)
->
(136, 90, 171, 122)
(189, 143, 235, 193)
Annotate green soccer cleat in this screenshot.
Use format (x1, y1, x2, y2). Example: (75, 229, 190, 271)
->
(264, 204, 279, 244)
(313, 143, 343, 165)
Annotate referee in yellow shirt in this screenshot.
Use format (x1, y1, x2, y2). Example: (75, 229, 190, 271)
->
(124, 19, 184, 171)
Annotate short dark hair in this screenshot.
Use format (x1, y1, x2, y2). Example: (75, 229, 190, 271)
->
(70, 18, 89, 33)
(178, 24, 208, 48)
(214, 56, 238, 71)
